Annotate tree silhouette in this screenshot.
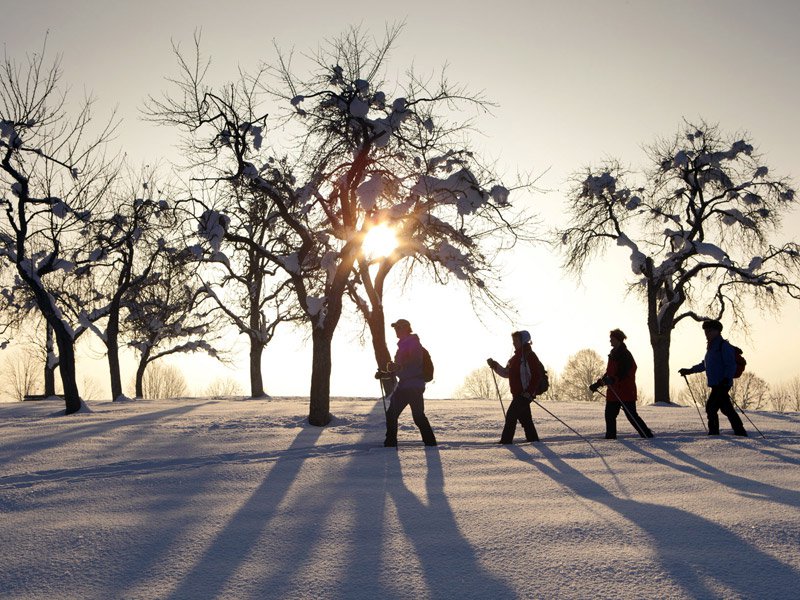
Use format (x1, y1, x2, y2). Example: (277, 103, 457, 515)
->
(560, 348, 605, 403)
(0, 42, 118, 413)
(560, 121, 799, 404)
(147, 26, 533, 424)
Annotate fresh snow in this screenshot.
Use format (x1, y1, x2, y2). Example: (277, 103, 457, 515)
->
(1, 398, 798, 600)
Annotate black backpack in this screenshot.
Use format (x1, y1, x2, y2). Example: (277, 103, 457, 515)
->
(536, 364, 550, 395)
(730, 344, 746, 378)
(421, 346, 434, 382)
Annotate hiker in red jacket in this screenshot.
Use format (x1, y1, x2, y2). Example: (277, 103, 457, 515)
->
(590, 329, 654, 439)
(487, 330, 544, 444)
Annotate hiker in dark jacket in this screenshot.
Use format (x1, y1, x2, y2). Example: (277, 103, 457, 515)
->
(377, 318, 437, 447)
(590, 329, 653, 439)
(487, 330, 544, 444)
(679, 320, 747, 436)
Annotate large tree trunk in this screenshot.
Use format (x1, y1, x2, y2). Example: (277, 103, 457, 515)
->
(44, 323, 57, 397)
(51, 319, 81, 414)
(249, 338, 266, 398)
(134, 349, 151, 399)
(309, 327, 333, 426)
(22, 274, 80, 413)
(366, 307, 395, 395)
(107, 305, 123, 400)
(650, 328, 673, 404)
(646, 265, 676, 405)
(307, 249, 356, 426)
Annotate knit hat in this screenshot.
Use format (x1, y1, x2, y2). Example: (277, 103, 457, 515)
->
(512, 330, 531, 344)
(609, 328, 627, 342)
(702, 320, 723, 332)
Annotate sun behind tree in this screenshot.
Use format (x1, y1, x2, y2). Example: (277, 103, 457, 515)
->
(362, 223, 399, 259)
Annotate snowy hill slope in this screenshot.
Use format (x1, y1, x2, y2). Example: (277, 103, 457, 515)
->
(1, 398, 798, 599)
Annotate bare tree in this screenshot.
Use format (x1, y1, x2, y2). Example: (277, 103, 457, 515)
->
(193, 184, 303, 399)
(79, 374, 102, 401)
(787, 376, 800, 412)
(559, 121, 799, 404)
(771, 377, 800, 412)
(139, 362, 188, 399)
(124, 250, 222, 398)
(205, 376, 244, 398)
(455, 365, 510, 402)
(0, 41, 118, 413)
(730, 371, 770, 410)
(0, 346, 41, 401)
(560, 348, 605, 403)
(70, 166, 181, 401)
(146, 26, 536, 425)
(675, 372, 709, 410)
(769, 384, 791, 412)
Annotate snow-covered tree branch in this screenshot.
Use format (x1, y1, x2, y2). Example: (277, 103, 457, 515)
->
(559, 121, 799, 404)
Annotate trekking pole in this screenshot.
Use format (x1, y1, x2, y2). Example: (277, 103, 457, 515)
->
(490, 367, 506, 419)
(378, 378, 388, 415)
(604, 386, 649, 438)
(682, 374, 708, 433)
(730, 397, 766, 439)
(529, 397, 599, 452)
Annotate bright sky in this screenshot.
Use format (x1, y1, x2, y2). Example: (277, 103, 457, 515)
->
(2, 0, 799, 400)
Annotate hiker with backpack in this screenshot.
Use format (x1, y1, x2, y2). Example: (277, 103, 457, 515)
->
(678, 320, 748, 437)
(376, 318, 437, 447)
(487, 330, 545, 444)
(589, 328, 654, 439)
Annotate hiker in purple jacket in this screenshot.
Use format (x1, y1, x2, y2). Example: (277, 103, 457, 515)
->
(378, 319, 437, 447)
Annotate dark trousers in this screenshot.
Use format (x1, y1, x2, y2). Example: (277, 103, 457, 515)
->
(500, 394, 539, 443)
(384, 386, 436, 446)
(706, 385, 747, 435)
(605, 401, 653, 438)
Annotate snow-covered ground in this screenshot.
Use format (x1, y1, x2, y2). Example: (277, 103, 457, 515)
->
(1, 397, 798, 600)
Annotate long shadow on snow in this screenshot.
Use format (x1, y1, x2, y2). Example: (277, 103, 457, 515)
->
(243, 400, 396, 599)
(161, 421, 325, 600)
(0, 401, 208, 465)
(164, 400, 512, 599)
(239, 400, 512, 599)
(380, 446, 515, 600)
(508, 444, 800, 600)
(1, 402, 229, 599)
(621, 439, 800, 507)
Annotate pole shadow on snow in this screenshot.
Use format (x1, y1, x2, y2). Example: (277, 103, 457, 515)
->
(506, 444, 800, 599)
(620, 439, 800, 509)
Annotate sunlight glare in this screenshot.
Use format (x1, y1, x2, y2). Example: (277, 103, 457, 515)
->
(362, 223, 399, 259)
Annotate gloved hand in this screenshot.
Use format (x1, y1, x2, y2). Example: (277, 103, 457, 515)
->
(589, 380, 602, 393)
(375, 370, 391, 380)
(486, 358, 498, 369)
(678, 368, 691, 376)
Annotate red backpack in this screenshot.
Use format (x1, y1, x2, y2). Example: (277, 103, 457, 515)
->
(730, 344, 746, 378)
